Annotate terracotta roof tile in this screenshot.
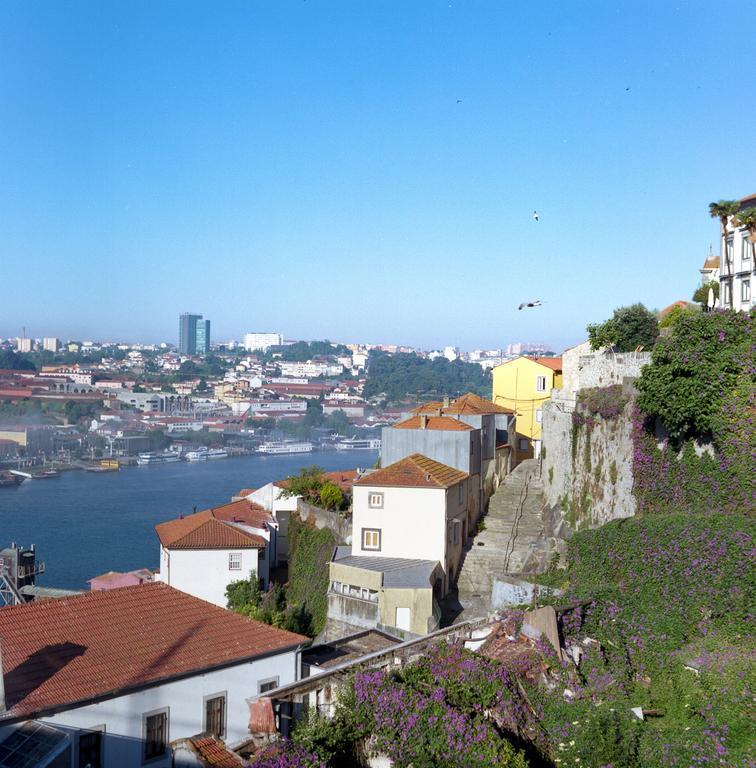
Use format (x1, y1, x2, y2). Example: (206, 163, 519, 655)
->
(0, 582, 306, 720)
(155, 509, 266, 550)
(190, 735, 246, 767)
(354, 453, 467, 489)
(413, 393, 513, 416)
(392, 415, 473, 431)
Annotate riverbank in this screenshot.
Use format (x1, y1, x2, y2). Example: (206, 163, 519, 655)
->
(0, 449, 378, 591)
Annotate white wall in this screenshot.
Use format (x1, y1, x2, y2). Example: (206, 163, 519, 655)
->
(0, 650, 298, 768)
(158, 546, 262, 607)
(352, 484, 467, 587)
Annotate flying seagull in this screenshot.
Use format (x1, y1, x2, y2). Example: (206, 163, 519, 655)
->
(518, 299, 542, 311)
(533, 210, 539, 221)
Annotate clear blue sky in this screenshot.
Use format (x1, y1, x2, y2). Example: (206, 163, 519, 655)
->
(1, 1, 754, 351)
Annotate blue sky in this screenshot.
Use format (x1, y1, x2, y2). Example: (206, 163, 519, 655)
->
(1, 1, 754, 351)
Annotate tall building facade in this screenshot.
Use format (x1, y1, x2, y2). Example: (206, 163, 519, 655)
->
(719, 193, 755, 312)
(179, 313, 211, 355)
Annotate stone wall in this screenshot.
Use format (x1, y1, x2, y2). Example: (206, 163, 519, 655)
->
(542, 397, 636, 529)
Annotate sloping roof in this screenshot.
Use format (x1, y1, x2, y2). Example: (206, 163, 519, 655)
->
(155, 509, 266, 550)
(332, 553, 440, 588)
(354, 453, 467, 489)
(0, 582, 305, 720)
(392, 415, 473, 432)
(533, 357, 563, 372)
(188, 735, 247, 767)
(413, 393, 513, 416)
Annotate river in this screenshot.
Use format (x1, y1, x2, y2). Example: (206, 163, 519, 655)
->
(0, 450, 378, 591)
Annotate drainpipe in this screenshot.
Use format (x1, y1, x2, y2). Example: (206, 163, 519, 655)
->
(0, 639, 6, 712)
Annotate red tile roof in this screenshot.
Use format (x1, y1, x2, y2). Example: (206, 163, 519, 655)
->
(189, 735, 246, 767)
(532, 357, 563, 372)
(156, 508, 266, 550)
(392, 415, 473, 431)
(354, 453, 468, 489)
(413, 392, 513, 416)
(0, 582, 305, 720)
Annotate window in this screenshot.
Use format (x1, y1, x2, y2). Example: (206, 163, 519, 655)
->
(204, 694, 226, 738)
(362, 528, 381, 551)
(368, 492, 384, 508)
(536, 376, 547, 392)
(742, 279, 751, 302)
(228, 552, 242, 570)
(78, 729, 103, 768)
(258, 676, 280, 694)
(143, 709, 168, 762)
(536, 409, 543, 423)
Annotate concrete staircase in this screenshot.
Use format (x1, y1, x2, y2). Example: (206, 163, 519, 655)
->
(453, 459, 554, 620)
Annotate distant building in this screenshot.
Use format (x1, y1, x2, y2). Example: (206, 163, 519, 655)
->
(179, 313, 211, 355)
(243, 332, 283, 352)
(719, 193, 755, 312)
(42, 337, 60, 353)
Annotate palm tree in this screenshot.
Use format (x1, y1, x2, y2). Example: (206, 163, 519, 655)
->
(709, 199, 740, 304)
(734, 206, 756, 262)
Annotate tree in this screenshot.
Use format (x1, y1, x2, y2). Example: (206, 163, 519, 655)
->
(0, 350, 35, 371)
(319, 482, 345, 511)
(692, 280, 719, 308)
(734, 206, 756, 262)
(587, 303, 659, 352)
(636, 308, 754, 440)
(279, 465, 327, 503)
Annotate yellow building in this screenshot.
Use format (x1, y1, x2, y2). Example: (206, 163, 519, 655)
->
(491, 356, 563, 462)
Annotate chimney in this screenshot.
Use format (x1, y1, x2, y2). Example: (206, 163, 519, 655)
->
(0, 640, 6, 713)
(419, 414, 428, 429)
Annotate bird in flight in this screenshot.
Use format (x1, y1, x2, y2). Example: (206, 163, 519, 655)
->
(533, 211, 539, 221)
(518, 300, 542, 311)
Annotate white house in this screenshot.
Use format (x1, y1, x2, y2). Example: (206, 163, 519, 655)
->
(0, 582, 305, 768)
(352, 453, 469, 592)
(719, 193, 755, 312)
(155, 500, 276, 607)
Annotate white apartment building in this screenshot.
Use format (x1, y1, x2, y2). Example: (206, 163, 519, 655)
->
(243, 332, 283, 352)
(0, 583, 304, 768)
(720, 193, 755, 312)
(278, 361, 344, 378)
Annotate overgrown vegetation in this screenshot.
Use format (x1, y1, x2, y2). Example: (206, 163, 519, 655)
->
(363, 351, 491, 403)
(286, 514, 338, 635)
(633, 308, 754, 514)
(279, 465, 348, 511)
(586, 303, 659, 352)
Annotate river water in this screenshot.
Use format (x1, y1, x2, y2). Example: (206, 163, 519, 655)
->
(0, 450, 378, 591)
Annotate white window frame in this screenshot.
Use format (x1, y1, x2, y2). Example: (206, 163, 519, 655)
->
(362, 528, 381, 551)
(228, 552, 242, 571)
(368, 492, 384, 509)
(536, 376, 547, 392)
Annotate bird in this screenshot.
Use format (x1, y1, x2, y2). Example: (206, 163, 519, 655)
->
(533, 211, 539, 221)
(518, 300, 542, 311)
